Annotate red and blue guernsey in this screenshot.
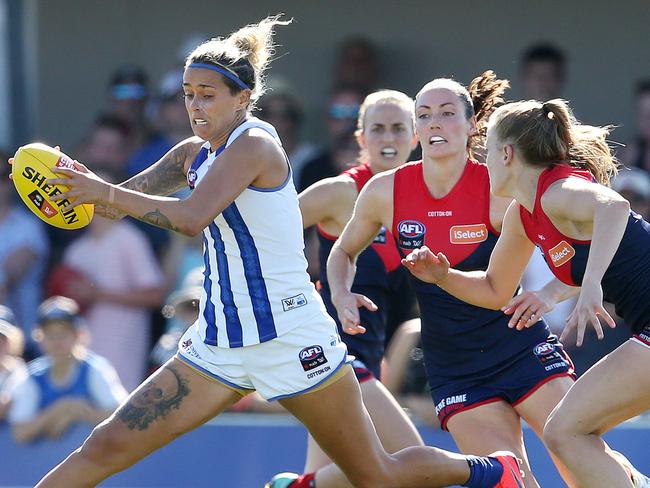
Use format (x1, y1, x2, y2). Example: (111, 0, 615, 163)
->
(519, 164, 650, 335)
(318, 163, 404, 378)
(392, 160, 550, 384)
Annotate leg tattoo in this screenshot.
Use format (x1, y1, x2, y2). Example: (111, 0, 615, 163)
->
(117, 365, 191, 430)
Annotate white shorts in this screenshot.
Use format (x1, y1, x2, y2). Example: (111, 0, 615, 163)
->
(176, 316, 350, 401)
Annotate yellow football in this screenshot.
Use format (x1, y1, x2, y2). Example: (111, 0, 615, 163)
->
(11, 143, 94, 229)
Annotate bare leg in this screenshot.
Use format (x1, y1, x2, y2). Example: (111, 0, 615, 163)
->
(280, 367, 471, 488)
(306, 377, 424, 487)
(515, 375, 579, 488)
(544, 341, 650, 488)
(446, 401, 538, 488)
(36, 358, 243, 488)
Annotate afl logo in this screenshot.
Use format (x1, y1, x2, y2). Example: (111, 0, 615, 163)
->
(187, 169, 198, 189)
(299, 345, 328, 372)
(398, 220, 426, 249)
(533, 342, 555, 356)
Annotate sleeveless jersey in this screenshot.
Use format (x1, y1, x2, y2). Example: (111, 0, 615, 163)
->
(29, 357, 92, 410)
(519, 164, 650, 332)
(189, 118, 328, 348)
(392, 160, 549, 383)
(316, 163, 403, 371)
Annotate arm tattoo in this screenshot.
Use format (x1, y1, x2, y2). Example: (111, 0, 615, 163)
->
(117, 365, 191, 430)
(120, 140, 201, 196)
(139, 208, 181, 233)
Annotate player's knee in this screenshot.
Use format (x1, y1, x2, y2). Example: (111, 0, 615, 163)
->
(78, 423, 131, 464)
(543, 410, 572, 453)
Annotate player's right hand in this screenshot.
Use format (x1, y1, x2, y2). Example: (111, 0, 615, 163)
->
(502, 291, 553, 329)
(401, 246, 450, 284)
(332, 292, 377, 335)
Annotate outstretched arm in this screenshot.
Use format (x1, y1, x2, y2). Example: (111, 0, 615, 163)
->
(542, 178, 630, 345)
(402, 201, 535, 309)
(327, 174, 393, 334)
(298, 176, 357, 230)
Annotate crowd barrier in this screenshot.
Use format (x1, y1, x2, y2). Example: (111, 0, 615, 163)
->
(2, 414, 649, 487)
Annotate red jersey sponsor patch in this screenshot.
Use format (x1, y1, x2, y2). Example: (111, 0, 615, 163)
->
(549, 240, 575, 267)
(449, 224, 488, 244)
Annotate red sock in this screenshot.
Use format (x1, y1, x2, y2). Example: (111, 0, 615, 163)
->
(290, 473, 316, 488)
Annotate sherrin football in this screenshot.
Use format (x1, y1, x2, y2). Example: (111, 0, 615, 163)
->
(11, 143, 94, 229)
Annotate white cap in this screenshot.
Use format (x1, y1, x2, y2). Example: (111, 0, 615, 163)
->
(612, 168, 650, 199)
(167, 267, 204, 306)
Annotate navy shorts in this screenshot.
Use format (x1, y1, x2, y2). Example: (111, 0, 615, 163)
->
(351, 358, 376, 383)
(431, 336, 575, 430)
(632, 323, 650, 349)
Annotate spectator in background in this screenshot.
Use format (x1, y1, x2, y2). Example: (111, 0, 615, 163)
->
(334, 36, 380, 93)
(126, 69, 195, 257)
(61, 185, 165, 391)
(620, 80, 650, 172)
(150, 267, 203, 371)
(298, 85, 366, 192)
(47, 115, 133, 266)
(0, 306, 27, 422)
(161, 233, 203, 303)
(256, 92, 319, 185)
(127, 69, 194, 177)
(106, 65, 155, 155)
(519, 42, 567, 101)
(612, 167, 650, 220)
(75, 114, 132, 181)
(0, 153, 49, 347)
(8, 297, 127, 443)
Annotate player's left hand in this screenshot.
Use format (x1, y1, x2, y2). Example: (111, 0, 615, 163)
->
(561, 282, 616, 347)
(48, 162, 110, 212)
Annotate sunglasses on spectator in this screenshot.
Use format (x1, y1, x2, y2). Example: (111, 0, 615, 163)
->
(329, 103, 360, 120)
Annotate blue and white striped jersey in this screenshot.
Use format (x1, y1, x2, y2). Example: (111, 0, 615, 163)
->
(189, 118, 330, 348)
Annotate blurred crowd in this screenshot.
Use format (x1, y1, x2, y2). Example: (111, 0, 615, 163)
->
(1, 35, 649, 443)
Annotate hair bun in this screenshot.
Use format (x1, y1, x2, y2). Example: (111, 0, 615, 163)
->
(542, 102, 555, 119)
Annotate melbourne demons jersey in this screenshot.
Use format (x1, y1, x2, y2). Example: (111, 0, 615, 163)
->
(189, 118, 329, 348)
(519, 164, 650, 332)
(392, 160, 549, 382)
(316, 163, 403, 373)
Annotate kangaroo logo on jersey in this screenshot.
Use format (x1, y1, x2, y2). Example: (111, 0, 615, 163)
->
(449, 224, 488, 244)
(549, 241, 575, 267)
(397, 220, 426, 249)
(299, 345, 328, 371)
(187, 169, 198, 189)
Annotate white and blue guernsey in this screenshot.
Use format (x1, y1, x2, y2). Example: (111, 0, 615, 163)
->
(188, 118, 327, 348)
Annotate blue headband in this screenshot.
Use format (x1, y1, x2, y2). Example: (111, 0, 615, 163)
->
(188, 62, 250, 90)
